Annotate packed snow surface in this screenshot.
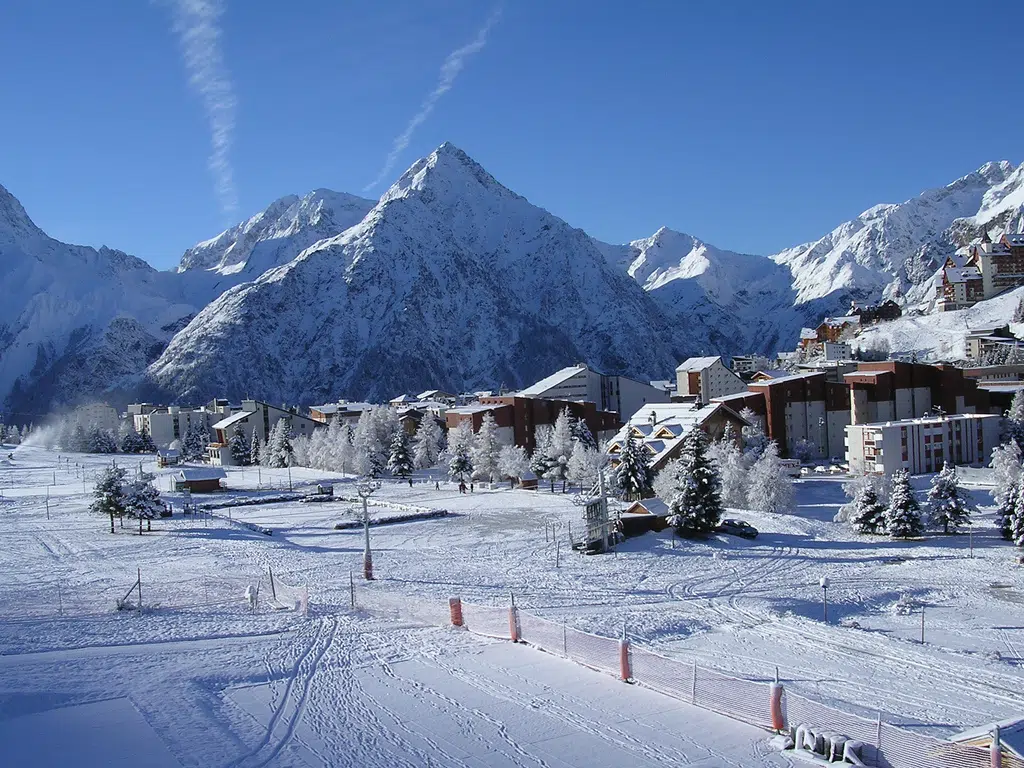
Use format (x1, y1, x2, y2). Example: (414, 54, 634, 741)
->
(4, 444, 1024, 767)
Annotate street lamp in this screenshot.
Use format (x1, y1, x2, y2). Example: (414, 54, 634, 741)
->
(819, 576, 830, 622)
(356, 478, 381, 580)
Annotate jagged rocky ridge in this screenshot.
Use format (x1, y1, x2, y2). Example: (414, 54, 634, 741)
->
(3, 147, 1023, 416)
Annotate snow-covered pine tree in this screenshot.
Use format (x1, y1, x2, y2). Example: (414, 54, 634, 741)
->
(250, 431, 262, 466)
(497, 444, 530, 487)
(746, 441, 794, 514)
(181, 420, 208, 462)
(91, 465, 127, 533)
(569, 416, 596, 449)
(1010, 474, 1024, 546)
(412, 415, 443, 469)
(353, 409, 388, 476)
(666, 429, 723, 536)
(998, 479, 1019, 540)
(739, 408, 768, 459)
(70, 422, 88, 452)
(1014, 297, 1024, 324)
(793, 438, 817, 463)
(927, 461, 971, 534)
(530, 426, 554, 486)
(138, 424, 155, 453)
(850, 483, 887, 534)
(614, 434, 653, 502)
(448, 442, 473, 482)
(122, 475, 162, 532)
(278, 421, 294, 466)
(87, 427, 117, 454)
(886, 469, 923, 539)
(708, 433, 747, 509)
(118, 421, 138, 453)
(470, 412, 501, 483)
(229, 424, 250, 465)
(387, 430, 414, 478)
(1008, 391, 1024, 452)
(992, 441, 1023, 518)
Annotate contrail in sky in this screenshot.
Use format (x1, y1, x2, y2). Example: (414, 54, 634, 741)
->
(364, 7, 502, 193)
(171, 0, 239, 217)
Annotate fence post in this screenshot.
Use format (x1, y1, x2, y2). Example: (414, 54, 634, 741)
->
(876, 711, 882, 752)
(508, 594, 520, 643)
(618, 638, 631, 682)
(992, 724, 1002, 768)
(692, 662, 698, 704)
(769, 667, 785, 732)
(449, 597, 464, 627)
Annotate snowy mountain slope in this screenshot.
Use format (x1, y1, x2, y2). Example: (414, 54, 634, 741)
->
(770, 161, 1022, 310)
(145, 143, 685, 404)
(0, 183, 196, 419)
(853, 286, 1024, 362)
(176, 188, 376, 301)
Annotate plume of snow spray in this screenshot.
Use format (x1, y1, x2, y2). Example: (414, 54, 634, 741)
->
(171, 0, 239, 216)
(363, 6, 502, 193)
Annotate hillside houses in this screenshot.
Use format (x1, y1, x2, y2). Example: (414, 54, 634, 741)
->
(938, 231, 1024, 311)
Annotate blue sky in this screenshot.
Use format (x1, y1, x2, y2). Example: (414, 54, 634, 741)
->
(2, 1, 1021, 270)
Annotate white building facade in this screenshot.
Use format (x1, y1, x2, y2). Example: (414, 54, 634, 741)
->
(845, 413, 1001, 475)
(675, 357, 748, 402)
(518, 364, 669, 421)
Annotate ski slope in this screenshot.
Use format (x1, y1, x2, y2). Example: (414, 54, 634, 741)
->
(3, 444, 1024, 766)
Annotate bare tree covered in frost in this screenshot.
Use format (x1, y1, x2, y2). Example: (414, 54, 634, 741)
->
(739, 408, 768, 459)
(412, 415, 443, 469)
(470, 412, 501, 483)
(497, 444, 530, 487)
(746, 441, 793, 514)
(567, 443, 606, 491)
(544, 409, 575, 492)
(708, 431, 747, 509)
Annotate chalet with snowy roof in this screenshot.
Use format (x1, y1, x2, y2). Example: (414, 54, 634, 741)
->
(417, 389, 457, 405)
(517, 363, 668, 420)
(937, 264, 984, 311)
(814, 315, 859, 344)
(174, 467, 226, 493)
(674, 357, 746, 403)
(849, 299, 902, 324)
(621, 497, 673, 536)
(605, 402, 748, 473)
(798, 328, 819, 351)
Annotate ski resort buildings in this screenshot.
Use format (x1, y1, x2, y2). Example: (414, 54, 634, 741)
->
(674, 357, 747, 402)
(938, 232, 1024, 311)
(208, 400, 318, 465)
(846, 413, 1001, 475)
(606, 401, 749, 473)
(517, 364, 669, 420)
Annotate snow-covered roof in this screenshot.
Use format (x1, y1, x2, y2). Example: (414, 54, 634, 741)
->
(448, 403, 505, 415)
(675, 356, 721, 372)
(1004, 233, 1024, 247)
(609, 402, 748, 469)
(417, 389, 455, 400)
(390, 394, 411, 403)
(157, 449, 180, 458)
(712, 391, 759, 403)
(945, 266, 981, 283)
(950, 718, 1024, 759)
(800, 328, 818, 340)
(822, 315, 860, 327)
(753, 369, 789, 379)
(518, 365, 587, 396)
(211, 411, 250, 430)
(749, 371, 824, 385)
(625, 498, 670, 517)
(309, 402, 373, 415)
(177, 467, 227, 481)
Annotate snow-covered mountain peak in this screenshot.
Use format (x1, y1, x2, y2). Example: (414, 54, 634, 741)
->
(380, 142, 511, 207)
(175, 187, 376, 284)
(0, 182, 45, 246)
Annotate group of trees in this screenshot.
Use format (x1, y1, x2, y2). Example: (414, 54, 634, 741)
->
(846, 463, 973, 539)
(41, 417, 156, 455)
(0, 423, 28, 445)
(90, 465, 163, 534)
(616, 416, 796, 538)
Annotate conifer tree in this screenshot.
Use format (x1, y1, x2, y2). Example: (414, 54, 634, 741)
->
(448, 442, 473, 482)
(850, 483, 887, 534)
(229, 424, 250, 466)
(92, 465, 127, 534)
(530, 427, 554, 485)
(886, 469, 923, 539)
(666, 429, 723, 535)
(181, 420, 208, 462)
(614, 434, 653, 502)
(569, 416, 597, 449)
(927, 462, 971, 534)
(1008, 391, 1024, 452)
(250, 431, 261, 466)
(387, 429, 414, 478)
(138, 424, 155, 453)
(1011, 475, 1024, 547)
(123, 474, 162, 533)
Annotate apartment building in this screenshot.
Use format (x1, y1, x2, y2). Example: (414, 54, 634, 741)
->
(518, 364, 669, 421)
(675, 357, 747, 402)
(846, 413, 1001, 475)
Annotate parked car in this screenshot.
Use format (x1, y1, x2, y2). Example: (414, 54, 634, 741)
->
(717, 519, 759, 539)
